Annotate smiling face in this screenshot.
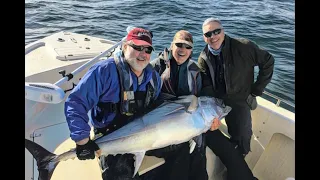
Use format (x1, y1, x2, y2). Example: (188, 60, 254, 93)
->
(202, 21, 225, 50)
(123, 40, 151, 76)
(171, 43, 192, 65)
(171, 30, 193, 65)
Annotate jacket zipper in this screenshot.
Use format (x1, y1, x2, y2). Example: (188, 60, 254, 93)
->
(206, 56, 216, 89)
(222, 52, 228, 94)
(193, 71, 199, 95)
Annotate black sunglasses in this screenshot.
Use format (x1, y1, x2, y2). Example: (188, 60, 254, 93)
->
(204, 28, 222, 38)
(128, 43, 153, 54)
(175, 43, 193, 49)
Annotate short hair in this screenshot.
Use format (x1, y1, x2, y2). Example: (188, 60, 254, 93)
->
(202, 17, 223, 28)
(121, 39, 128, 50)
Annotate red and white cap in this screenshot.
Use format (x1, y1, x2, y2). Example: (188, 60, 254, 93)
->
(126, 27, 153, 47)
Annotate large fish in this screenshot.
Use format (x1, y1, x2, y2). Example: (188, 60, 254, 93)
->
(25, 95, 231, 180)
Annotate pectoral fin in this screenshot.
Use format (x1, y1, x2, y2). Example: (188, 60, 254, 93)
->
(189, 134, 204, 154)
(189, 139, 196, 154)
(132, 151, 146, 178)
(193, 134, 203, 148)
(98, 155, 108, 173)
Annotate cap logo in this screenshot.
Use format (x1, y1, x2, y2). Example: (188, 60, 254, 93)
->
(137, 32, 151, 39)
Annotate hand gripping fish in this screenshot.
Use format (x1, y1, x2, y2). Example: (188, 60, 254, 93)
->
(25, 95, 231, 180)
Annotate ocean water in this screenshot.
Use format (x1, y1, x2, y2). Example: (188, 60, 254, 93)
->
(25, 0, 295, 106)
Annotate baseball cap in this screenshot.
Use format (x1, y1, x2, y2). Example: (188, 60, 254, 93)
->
(172, 30, 193, 48)
(127, 27, 153, 47)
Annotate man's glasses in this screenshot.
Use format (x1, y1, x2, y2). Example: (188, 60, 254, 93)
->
(128, 43, 153, 54)
(204, 28, 222, 38)
(175, 43, 193, 49)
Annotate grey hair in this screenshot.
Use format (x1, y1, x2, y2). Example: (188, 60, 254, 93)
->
(121, 39, 128, 49)
(202, 17, 223, 28)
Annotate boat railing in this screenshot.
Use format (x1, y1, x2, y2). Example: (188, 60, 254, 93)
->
(261, 91, 295, 113)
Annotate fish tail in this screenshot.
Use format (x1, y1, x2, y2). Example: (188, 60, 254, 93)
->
(25, 139, 59, 180)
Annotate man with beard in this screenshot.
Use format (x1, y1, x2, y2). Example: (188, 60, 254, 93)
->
(64, 27, 162, 180)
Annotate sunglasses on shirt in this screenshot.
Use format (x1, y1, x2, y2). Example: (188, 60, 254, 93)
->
(204, 28, 222, 38)
(175, 43, 193, 49)
(128, 43, 153, 54)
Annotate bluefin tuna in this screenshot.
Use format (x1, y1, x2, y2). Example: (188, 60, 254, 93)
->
(25, 95, 231, 180)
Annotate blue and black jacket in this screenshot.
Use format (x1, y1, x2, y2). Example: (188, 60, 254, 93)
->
(65, 53, 162, 142)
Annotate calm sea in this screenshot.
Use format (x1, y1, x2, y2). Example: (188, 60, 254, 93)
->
(25, 0, 295, 106)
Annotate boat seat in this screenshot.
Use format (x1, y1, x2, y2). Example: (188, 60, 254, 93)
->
(206, 146, 227, 180)
(252, 133, 295, 180)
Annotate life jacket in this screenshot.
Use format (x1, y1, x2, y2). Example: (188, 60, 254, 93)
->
(157, 49, 200, 96)
(95, 53, 159, 124)
(114, 53, 159, 116)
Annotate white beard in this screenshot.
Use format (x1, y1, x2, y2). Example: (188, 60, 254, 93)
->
(126, 58, 148, 72)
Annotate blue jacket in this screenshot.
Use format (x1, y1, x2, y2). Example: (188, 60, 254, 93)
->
(64, 57, 162, 142)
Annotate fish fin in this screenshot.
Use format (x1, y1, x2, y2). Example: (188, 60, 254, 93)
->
(132, 151, 146, 178)
(98, 155, 108, 173)
(25, 139, 58, 180)
(193, 134, 203, 148)
(189, 139, 196, 154)
(187, 95, 198, 112)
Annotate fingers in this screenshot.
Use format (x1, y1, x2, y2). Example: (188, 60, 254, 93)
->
(96, 149, 102, 157)
(217, 119, 222, 126)
(210, 125, 218, 131)
(210, 118, 221, 131)
(210, 123, 216, 131)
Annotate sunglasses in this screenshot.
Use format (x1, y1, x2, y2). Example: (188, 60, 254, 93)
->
(128, 43, 153, 54)
(204, 28, 222, 38)
(175, 43, 193, 49)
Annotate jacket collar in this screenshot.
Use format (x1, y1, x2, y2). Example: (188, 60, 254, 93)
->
(201, 34, 230, 59)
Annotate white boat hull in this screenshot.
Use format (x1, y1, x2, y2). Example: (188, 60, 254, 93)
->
(25, 31, 295, 180)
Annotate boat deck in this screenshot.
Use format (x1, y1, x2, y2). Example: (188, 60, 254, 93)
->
(25, 31, 295, 180)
